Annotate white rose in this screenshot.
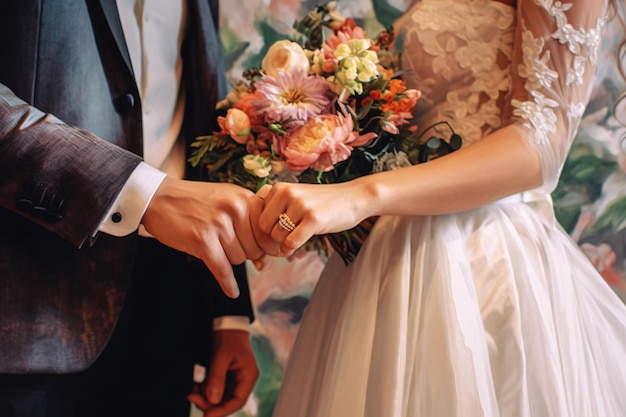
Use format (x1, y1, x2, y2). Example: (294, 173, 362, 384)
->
(262, 40, 310, 78)
(243, 154, 272, 178)
(373, 151, 412, 173)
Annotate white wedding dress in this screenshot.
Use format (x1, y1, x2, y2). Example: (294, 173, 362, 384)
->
(272, 1, 626, 416)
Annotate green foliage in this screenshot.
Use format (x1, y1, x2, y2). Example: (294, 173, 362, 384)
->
(592, 196, 626, 234)
(552, 142, 618, 233)
(189, 135, 259, 191)
(371, 0, 403, 29)
(243, 20, 290, 70)
(250, 334, 284, 417)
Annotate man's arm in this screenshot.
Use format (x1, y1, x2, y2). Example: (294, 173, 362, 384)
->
(0, 84, 274, 297)
(0, 83, 141, 246)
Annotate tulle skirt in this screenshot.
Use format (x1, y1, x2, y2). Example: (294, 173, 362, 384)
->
(272, 197, 626, 417)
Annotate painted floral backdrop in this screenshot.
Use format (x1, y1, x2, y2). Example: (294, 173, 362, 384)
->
(195, 2, 626, 416)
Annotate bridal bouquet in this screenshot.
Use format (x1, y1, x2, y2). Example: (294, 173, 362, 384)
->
(190, 2, 459, 263)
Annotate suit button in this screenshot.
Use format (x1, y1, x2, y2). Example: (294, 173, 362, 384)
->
(114, 93, 135, 114)
(112, 212, 123, 223)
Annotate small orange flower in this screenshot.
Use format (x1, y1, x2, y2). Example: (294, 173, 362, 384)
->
(218, 108, 251, 144)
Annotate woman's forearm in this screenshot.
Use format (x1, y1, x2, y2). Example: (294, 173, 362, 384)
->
(354, 123, 543, 219)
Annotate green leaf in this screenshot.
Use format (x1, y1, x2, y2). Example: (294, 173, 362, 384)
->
(560, 152, 616, 185)
(188, 143, 210, 167)
(357, 101, 373, 120)
(554, 204, 583, 234)
(243, 20, 291, 70)
(255, 177, 268, 192)
(250, 334, 283, 417)
(592, 196, 626, 234)
(371, 0, 403, 31)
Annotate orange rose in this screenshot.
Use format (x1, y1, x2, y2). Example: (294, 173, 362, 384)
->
(218, 108, 251, 144)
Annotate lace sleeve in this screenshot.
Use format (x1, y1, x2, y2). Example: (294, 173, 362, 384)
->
(506, 0, 610, 192)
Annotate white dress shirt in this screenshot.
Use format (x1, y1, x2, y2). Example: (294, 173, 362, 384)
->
(99, 0, 248, 332)
(100, 0, 186, 237)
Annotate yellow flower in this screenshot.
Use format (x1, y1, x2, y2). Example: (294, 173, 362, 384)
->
(334, 39, 379, 94)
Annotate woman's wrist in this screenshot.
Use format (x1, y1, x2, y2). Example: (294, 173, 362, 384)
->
(351, 175, 384, 221)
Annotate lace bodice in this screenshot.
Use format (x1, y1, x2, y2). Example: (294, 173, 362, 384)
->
(394, 0, 609, 192)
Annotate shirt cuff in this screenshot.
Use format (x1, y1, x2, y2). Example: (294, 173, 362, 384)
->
(213, 316, 251, 332)
(98, 162, 167, 237)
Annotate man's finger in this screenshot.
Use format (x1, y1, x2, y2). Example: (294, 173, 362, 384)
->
(204, 397, 248, 417)
(234, 199, 265, 261)
(204, 355, 230, 405)
(255, 183, 272, 200)
(249, 197, 282, 256)
(201, 245, 240, 298)
(188, 392, 210, 411)
(229, 368, 257, 410)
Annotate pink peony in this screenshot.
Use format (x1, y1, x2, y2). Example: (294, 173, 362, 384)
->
(253, 70, 331, 124)
(277, 110, 376, 172)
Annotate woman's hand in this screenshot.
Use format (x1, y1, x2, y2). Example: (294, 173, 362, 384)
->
(257, 181, 374, 256)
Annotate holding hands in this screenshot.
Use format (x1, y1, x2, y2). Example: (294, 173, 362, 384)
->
(256, 181, 373, 257)
(142, 176, 374, 299)
(141, 177, 281, 298)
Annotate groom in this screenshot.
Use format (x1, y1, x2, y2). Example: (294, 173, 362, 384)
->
(0, 1, 276, 416)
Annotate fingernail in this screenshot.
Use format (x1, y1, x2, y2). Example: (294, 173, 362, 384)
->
(253, 259, 265, 270)
(209, 389, 222, 404)
(256, 184, 271, 199)
(228, 281, 240, 298)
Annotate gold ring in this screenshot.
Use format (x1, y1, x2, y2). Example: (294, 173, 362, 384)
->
(277, 213, 296, 232)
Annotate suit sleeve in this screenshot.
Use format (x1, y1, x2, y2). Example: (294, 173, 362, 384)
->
(0, 83, 143, 247)
(205, 262, 254, 322)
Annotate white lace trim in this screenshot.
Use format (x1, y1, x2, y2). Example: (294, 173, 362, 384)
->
(513, 0, 607, 144)
(546, 1, 605, 86)
(517, 30, 558, 92)
(512, 92, 558, 144)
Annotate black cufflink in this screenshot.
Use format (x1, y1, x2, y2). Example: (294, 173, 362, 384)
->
(112, 212, 123, 223)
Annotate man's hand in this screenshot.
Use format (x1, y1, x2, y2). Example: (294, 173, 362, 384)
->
(142, 177, 266, 298)
(187, 330, 259, 417)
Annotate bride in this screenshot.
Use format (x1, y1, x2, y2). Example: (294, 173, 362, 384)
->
(258, 0, 626, 416)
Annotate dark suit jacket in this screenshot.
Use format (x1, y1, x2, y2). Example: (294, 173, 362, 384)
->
(0, 0, 252, 374)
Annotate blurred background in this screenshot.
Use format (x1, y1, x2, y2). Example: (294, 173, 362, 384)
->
(192, 1, 626, 416)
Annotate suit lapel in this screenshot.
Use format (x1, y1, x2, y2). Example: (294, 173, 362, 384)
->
(96, 0, 134, 78)
(184, 0, 226, 127)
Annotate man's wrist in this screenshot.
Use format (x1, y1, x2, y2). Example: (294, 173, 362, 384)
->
(98, 162, 167, 237)
(213, 316, 251, 332)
